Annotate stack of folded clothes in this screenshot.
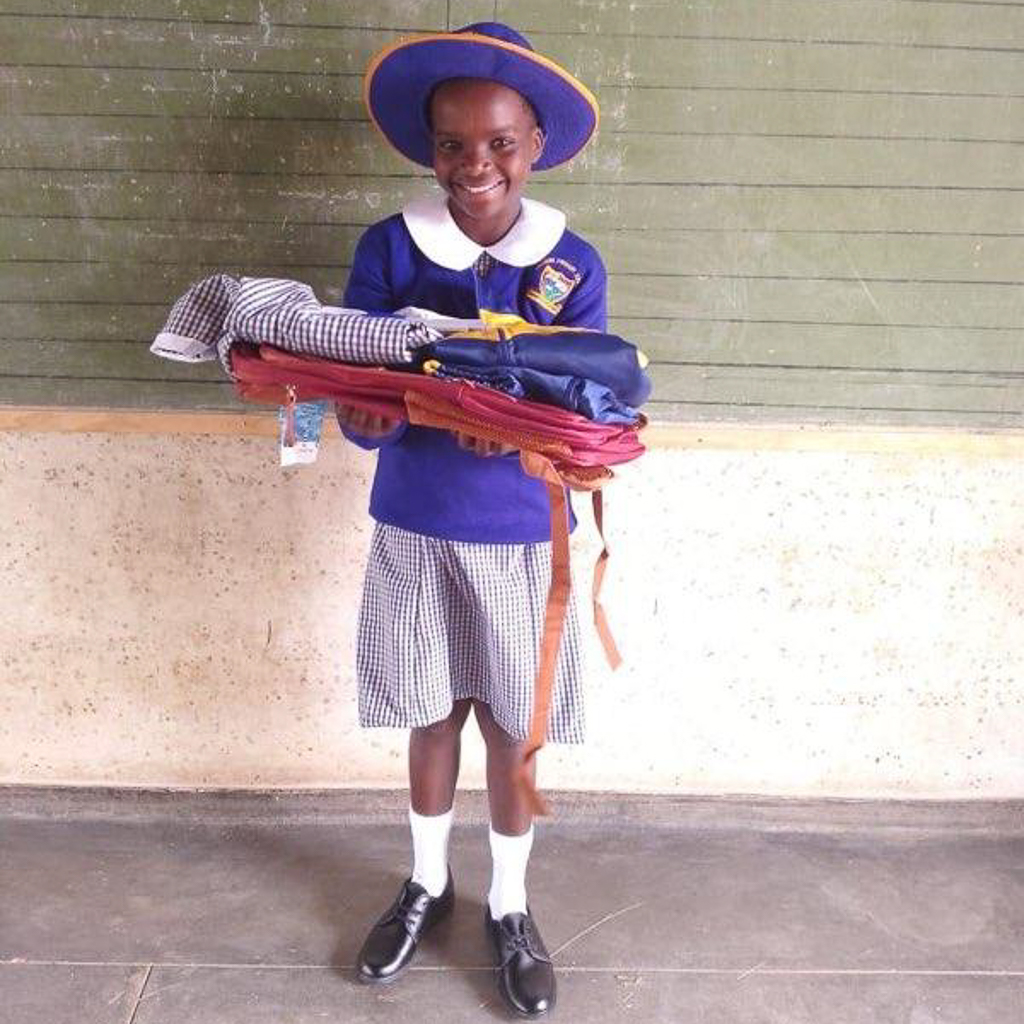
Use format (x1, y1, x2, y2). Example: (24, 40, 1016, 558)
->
(151, 274, 650, 485)
(152, 274, 652, 813)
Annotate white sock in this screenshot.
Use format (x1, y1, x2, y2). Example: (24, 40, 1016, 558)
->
(409, 806, 453, 898)
(488, 824, 533, 920)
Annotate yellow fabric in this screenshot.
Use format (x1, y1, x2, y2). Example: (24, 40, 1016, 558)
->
(449, 310, 650, 366)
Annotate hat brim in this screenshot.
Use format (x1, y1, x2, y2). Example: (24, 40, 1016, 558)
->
(364, 33, 599, 171)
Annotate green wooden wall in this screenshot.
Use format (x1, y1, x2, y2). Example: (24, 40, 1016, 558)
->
(2, 0, 1023, 425)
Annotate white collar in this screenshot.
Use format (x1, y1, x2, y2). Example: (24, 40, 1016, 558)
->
(402, 193, 566, 271)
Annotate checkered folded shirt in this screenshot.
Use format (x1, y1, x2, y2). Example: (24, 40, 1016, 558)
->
(150, 273, 436, 374)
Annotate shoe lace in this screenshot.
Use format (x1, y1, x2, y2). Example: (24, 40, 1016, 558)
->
(397, 885, 420, 913)
(380, 882, 424, 927)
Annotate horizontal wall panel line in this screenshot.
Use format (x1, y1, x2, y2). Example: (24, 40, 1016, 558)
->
(0, 0, 448, 18)
(8, 67, 1024, 99)
(0, 214, 377, 228)
(11, 338, 1022, 376)
(1, 375, 1017, 404)
(0, 172, 1018, 194)
(13, 310, 1024, 330)
(5, 258, 1023, 288)
(0, 167, 429, 181)
(3, 166, 1023, 192)
(644, 397, 1024, 415)
(496, 37, 1024, 55)
(5, 13, 1024, 53)
(11, 340, 1021, 378)
(4, 2, 1022, 18)
(11, 114, 372, 125)
(627, 317, 1024, 330)
(620, 131, 1024, 144)
(6, 304, 1024, 329)
(5, 299, 1021, 331)
(9, 323, 1021, 340)
(15, 340, 1023, 380)
(0, 13, 431, 31)
(0, 299, 183, 307)
(4, 73, 1023, 103)
(653, 360, 1024, 377)
(890, 3, 1024, 7)
(0, 373, 228, 384)
(4, 344, 148, 348)
(598, 37, 1024, 55)
(11, 113, 1024, 145)
(637, 317, 1024, 330)
(1, 214, 1022, 238)
(6, 63, 364, 78)
(0, 260, 356, 269)
(502, 1, 1024, 43)
(618, 85, 1024, 98)
(5, 315, 1022, 333)
(594, 228, 1024, 238)
(614, 274, 1024, 286)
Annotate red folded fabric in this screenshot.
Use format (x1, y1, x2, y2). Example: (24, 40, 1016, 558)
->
(231, 343, 644, 473)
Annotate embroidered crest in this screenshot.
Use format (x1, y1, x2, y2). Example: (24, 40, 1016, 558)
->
(526, 258, 581, 314)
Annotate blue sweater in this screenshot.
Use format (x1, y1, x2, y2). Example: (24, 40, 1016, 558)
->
(342, 195, 607, 544)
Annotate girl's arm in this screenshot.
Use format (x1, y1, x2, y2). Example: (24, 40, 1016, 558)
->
(335, 404, 405, 448)
(343, 223, 395, 313)
(339, 224, 408, 448)
(554, 250, 608, 331)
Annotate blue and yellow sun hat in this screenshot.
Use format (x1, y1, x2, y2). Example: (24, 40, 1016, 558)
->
(364, 22, 599, 171)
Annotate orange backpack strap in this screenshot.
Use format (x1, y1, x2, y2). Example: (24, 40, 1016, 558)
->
(514, 463, 624, 815)
(590, 489, 622, 670)
(517, 451, 574, 817)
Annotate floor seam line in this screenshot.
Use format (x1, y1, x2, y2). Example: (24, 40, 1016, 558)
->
(124, 963, 152, 1024)
(5, 960, 1024, 977)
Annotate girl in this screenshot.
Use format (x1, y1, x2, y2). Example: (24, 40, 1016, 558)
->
(340, 24, 605, 1017)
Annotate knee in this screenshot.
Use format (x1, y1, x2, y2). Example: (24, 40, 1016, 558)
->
(473, 700, 524, 751)
(412, 700, 471, 742)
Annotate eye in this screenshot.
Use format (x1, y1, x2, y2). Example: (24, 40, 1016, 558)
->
(436, 139, 460, 153)
(492, 136, 516, 150)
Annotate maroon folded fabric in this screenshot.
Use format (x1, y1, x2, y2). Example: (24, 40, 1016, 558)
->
(230, 343, 645, 475)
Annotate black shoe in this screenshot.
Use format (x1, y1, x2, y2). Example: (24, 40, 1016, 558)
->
(355, 869, 454, 984)
(485, 907, 556, 1018)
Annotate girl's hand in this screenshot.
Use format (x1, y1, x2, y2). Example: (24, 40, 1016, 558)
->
(335, 403, 401, 437)
(455, 432, 517, 457)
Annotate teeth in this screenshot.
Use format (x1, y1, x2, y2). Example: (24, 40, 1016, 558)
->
(461, 181, 501, 194)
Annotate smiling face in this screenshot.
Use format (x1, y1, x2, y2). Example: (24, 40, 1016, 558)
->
(429, 78, 544, 246)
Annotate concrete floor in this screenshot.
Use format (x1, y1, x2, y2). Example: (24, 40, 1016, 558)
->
(2, 792, 1024, 1023)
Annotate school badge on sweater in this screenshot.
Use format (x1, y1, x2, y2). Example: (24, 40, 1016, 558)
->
(527, 258, 581, 314)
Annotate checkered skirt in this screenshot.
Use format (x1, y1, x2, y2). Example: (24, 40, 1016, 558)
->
(356, 523, 585, 744)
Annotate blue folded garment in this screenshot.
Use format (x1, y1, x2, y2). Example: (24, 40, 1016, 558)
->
(426, 330, 652, 408)
(430, 363, 639, 424)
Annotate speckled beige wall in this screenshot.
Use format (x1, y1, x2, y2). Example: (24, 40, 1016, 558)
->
(1, 426, 1022, 797)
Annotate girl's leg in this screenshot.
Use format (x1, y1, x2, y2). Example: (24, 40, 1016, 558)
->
(474, 699, 556, 1017)
(473, 698, 534, 834)
(409, 697, 473, 814)
(473, 699, 535, 917)
(406, 698, 472, 896)
(356, 700, 473, 984)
